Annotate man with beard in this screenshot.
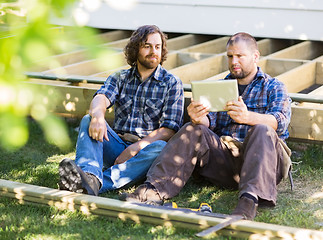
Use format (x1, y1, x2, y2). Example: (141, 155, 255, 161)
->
(120, 32, 292, 221)
(58, 25, 184, 196)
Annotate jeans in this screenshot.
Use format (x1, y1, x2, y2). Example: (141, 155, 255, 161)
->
(75, 114, 167, 194)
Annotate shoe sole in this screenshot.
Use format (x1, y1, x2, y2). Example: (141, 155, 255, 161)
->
(58, 158, 84, 193)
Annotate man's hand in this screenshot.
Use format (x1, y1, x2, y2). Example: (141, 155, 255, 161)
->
(187, 99, 210, 126)
(89, 116, 109, 142)
(225, 96, 249, 124)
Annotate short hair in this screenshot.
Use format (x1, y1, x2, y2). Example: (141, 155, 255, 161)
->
(226, 32, 258, 51)
(124, 25, 168, 66)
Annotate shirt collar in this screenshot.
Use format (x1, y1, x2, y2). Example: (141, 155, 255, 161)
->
(131, 64, 163, 82)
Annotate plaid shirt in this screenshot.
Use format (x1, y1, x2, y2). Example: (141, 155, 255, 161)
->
(95, 65, 184, 138)
(208, 67, 291, 141)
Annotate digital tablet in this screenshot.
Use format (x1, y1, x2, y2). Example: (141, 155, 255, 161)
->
(191, 79, 239, 112)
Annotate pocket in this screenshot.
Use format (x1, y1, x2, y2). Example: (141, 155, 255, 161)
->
(144, 98, 163, 123)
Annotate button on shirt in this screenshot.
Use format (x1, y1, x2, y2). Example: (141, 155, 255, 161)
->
(208, 67, 291, 141)
(95, 65, 184, 138)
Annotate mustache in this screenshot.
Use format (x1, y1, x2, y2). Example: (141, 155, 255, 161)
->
(146, 54, 159, 58)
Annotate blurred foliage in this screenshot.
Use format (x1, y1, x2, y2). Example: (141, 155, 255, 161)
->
(0, 0, 112, 151)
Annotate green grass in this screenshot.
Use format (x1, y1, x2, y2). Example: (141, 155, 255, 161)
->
(0, 119, 322, 239)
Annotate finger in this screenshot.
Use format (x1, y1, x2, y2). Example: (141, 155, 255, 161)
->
(97, 129, 104, 142)
(104, 130, 109, 141)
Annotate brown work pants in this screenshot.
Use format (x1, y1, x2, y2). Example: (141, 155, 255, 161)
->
(147, 123, 285, 206)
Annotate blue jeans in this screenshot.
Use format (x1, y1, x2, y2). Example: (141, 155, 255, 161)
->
(75, 114, 167, 194)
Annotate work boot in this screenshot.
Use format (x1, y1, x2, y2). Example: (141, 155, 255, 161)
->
(231, 196, 258, 220)
(58, 158, 100, 196)
(119, 183, 163, 205)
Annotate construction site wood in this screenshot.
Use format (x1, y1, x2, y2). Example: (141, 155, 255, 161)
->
(26, 29, 323, 142)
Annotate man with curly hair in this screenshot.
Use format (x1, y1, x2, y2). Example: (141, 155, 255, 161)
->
(58, 25, 184, 196)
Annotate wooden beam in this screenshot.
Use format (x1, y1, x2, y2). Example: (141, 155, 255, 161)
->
(170, 54, 227, 83)
(258, 38, 300, 57)
(97, 30, 132, 43)
(26, 81, 114, 119)
(1, 179, 322, 239)
(163, 52, 212, 70)
(269, 41, 323, 61)
(42, 52, 126, 76)
(277, 62, 316, 93)
(289, 105, 323, 141)
(180, 36, 228, 54)
(166, 34, 214, 51)
(258, 58, 306, 78)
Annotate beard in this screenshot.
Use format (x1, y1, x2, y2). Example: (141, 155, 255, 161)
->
(137, 54, 160, 70)
(230, 66, 251, 79)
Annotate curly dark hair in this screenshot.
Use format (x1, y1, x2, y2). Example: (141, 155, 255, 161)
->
(124, 25, 168, 67)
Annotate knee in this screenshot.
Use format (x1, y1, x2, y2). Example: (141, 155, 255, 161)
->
(153, 140, 167, 149)
(250, 124, 277, 139)
(80, 114, 91, 129)
(181, 122, 208, 133)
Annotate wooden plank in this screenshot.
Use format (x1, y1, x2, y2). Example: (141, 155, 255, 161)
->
(25, 81, 114, 119)
(166, 34, 214, 51)
(42, 52, 126, 76)
(257, 39, 300, 57)
(163, 52, 212, 70)
(97, 30, 132, 42)
(1, 179, 323, 240)
(289, 105, 323, 141)
(277, 62, 316, 93)
(180, 36, 229, 54)
(269, 41, 323, 60)
(170, 54, 227, 83)
(29, 30, 132, 72)
(316, 61, 323, 85)
(258, 59, 306, 78)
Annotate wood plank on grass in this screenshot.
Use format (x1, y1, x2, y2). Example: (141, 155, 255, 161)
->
(1, 179, 322, 240)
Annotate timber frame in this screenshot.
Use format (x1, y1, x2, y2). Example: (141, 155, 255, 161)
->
(26, 29, 323, 142)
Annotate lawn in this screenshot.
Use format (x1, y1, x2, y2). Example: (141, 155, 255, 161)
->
(0, 118, 322, 239)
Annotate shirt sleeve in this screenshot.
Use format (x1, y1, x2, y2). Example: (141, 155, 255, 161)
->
(94, 72, 121, 106)
(267, 81, 292, 136)
(159, 76, 184, 132)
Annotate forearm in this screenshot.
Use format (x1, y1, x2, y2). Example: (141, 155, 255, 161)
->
(245, 111, 278, 130)
(134, 127, 175, 152)
(89, 94, 110, 118)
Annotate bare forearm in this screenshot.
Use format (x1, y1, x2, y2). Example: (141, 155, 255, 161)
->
(245, 111, 278, 130)
(89, 94, 110, 118)
(135, 127, 175, 151)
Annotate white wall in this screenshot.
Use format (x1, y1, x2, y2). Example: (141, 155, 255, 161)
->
(51, 0, 323, 41)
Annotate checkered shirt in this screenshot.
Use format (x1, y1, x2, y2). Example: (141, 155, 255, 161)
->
(208, 67, 291, 141)
(95, 65, 184, 138)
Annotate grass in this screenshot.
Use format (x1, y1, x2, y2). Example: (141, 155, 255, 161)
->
(0, 118, 322, 239)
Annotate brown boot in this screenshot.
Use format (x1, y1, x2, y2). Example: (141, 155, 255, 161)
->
(231, 196, 258, 220)
(58, 158, 100, 196)
(119, 183, 163, 205)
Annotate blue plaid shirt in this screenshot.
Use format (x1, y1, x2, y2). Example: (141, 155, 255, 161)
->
(208, 67, 291, 141)
(95, 65, 184, 138)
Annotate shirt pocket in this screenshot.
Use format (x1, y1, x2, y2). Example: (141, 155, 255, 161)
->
(144, 98, 164, 123)
(115, 96, 133, 118)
